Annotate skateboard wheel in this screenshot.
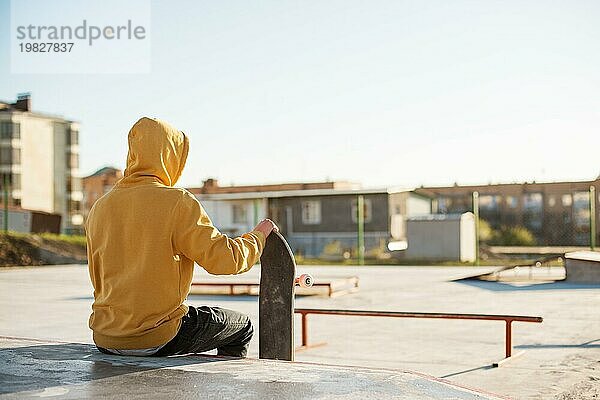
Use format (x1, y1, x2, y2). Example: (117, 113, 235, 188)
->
(296, 273, 313, 288)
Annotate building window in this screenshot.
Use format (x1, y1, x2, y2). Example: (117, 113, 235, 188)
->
(0, 174, 20, 192)
(0, 173, 11, 186)
(506, 196, 518, 208)
(0, 122, 11, 139)
(523, 193, 543, 231)
(562, 194, 572, 207)
(352, 198, 373, 223)
(547, 195, 556, 207)
(523, 193, 543, 211)
(232, 204, 247, 224)
(66, 177, 82, 193)
(438, 197, 451, 213)
(0, 122, 19, 139)
(479, 195, 501, 211)
(66, 128, 79, 145)
(0, 147, 11, 165)
(69, 200, 81, 213)
(301, 201, 321, 225)
(573, 192, 590, 228)
(67, 152, 79, 169)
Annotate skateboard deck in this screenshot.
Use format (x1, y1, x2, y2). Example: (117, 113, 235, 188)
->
(259, 231, 296, 361)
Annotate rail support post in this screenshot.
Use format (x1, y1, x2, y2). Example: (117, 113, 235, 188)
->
(493, 319, 524, 367)
(505, 320, 512, 358)
(301, 312, 308, 347)
(295, 311, 327, 352)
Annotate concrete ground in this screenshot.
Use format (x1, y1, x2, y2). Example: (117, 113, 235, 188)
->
(0, 264, 598, 399)
(0, 338, 504, 400)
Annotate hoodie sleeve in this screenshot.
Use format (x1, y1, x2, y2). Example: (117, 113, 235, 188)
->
(172, 190, 266, 275)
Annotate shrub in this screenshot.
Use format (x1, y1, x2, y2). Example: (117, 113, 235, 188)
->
(489, 225, 536, 246)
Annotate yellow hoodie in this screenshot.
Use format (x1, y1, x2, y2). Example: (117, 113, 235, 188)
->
(85, 117, 265, 349)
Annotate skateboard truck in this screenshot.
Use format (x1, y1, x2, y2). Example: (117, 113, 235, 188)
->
(295, 273, 313, 288)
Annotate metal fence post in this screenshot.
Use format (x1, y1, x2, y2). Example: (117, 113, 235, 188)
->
(357, 195, 365, 266)
(473, 191, 480, 266)
(2, 175, 8, 233)
(590, 186, 596, 251)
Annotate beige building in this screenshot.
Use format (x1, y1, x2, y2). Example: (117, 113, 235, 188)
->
(0, 94, 83, 234)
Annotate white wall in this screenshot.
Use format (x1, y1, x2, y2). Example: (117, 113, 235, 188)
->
(16, 115, 55, 213)
(198, 198, 267, 236)
(406, 217, 462, 260)
(406, 194, 431, 216)
(459, 213, 476, 262)
(406, 213, 476, 261)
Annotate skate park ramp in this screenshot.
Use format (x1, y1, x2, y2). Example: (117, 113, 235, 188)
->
(0, 337, 506, 400)
(453, 256, 565, 283)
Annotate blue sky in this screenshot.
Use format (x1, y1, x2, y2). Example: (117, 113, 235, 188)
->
(1, 0, 599, 188)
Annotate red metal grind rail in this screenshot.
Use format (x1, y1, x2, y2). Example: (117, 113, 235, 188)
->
(294, 308, 543, 367)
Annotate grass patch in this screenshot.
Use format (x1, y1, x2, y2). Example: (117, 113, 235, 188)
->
(1, 231, 87, 267)
(39, 232, 87, 247)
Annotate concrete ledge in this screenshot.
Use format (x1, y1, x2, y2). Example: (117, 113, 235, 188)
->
(0, 337, 505, 400)
(565, 251, 600, 283)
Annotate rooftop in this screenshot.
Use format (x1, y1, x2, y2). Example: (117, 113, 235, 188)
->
(189, 178, 415, 200)
(421, 177, 600, 191)
(0, 93, 75, 122)
(188, 178, 361, 195)
(83, 166, 123, 180)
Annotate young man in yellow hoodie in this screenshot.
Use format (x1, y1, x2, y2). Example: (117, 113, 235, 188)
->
(85, 117, 277, 357)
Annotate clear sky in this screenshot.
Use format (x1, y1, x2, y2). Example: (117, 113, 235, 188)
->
(1, 0, 599, 188)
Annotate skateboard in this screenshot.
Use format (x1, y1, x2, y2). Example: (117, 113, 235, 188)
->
(259, 231, 312, 361)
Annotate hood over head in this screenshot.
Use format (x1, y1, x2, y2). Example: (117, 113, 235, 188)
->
(121, 117, 189, 187)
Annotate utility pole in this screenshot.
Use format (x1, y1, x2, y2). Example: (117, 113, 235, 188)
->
(473, 191, 480, 266)
(357, 195, 365, 266)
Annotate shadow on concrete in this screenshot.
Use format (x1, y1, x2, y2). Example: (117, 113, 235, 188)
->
(439, 364, 494, 379)
(516, 338, 600, 350)
(0, 342, 231, 396)
(456, 279, 600, 292)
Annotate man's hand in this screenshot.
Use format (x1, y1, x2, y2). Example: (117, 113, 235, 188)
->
(253, 219, 279, 238)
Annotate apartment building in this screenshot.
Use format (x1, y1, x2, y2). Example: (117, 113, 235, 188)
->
(0, 94, 83, 234)
(418, 178, 600, 246)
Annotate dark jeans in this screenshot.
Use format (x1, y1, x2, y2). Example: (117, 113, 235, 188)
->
(99, 306, 254, 358)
